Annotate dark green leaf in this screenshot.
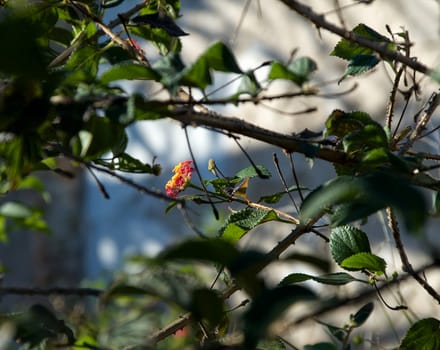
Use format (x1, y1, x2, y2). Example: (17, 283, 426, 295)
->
(304, 343, 338, 350)
(330, 226, 371, 265)
(341, 252, 387, 274)
(158, 238, 239, 266)
(235, 165, 271, 179)
(13, 304, 75, 347)
(100, 62, 159, 84)
(331, 24, 392, 61)
(130, 12, 188, 37)
(183, 41, 242, 89)
(300, 172, 427, 232)
(243, 285, 316, 349)
(0, 7, 51, 78)
(280, 272, 363, 286)
(351, 302, 374, 327)
(345, 54, 380, 77)
(95, 153, 161, 174)
(399, 318, 440, 350)
(258, 185, 305, 204)
(189, 288, 224, 326)
(279, 273, 312, 284)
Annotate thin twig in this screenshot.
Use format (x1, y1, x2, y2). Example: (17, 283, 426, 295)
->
(386, 208, 440, 304)
(273, 153, 300, 213)
(398, 90, 440, 154)
(278, 0, 432, 75)
(183, 126, 219, 220)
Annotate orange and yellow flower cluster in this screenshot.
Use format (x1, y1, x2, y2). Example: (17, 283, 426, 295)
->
(165, 160, 194, 198)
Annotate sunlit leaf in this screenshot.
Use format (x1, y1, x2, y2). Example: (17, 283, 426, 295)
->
(220, 208, 280, 243)
(330, 226, 371, 265)
(341, 252, 387, 274)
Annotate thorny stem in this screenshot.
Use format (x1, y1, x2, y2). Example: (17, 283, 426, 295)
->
(398, 90, 440, 154)
(385, 66, 404, 131)
(386, 208, 440, 304)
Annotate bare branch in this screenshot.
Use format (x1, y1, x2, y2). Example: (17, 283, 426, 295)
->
(0, 287, 102, 297)
(169, 109, 349, 165)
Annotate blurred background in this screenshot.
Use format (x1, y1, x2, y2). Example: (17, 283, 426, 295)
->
(1, 0, 439, 347)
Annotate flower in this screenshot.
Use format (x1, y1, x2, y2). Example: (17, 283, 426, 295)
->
(165, 160, 194, 198)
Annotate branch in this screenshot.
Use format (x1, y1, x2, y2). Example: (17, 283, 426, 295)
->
(398, 90, 440, 154)
(169, 109, 349, 165)
(278, 0, 432, 75)
(148, 215, 323, 344)
(0, 287, 102, 297)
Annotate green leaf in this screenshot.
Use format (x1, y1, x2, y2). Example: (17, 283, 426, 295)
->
(280, 272, 363, 286)
(243, 285, 316, 349)
(220, 208, 279, 243)
(96, 153, 161, 175)
(341, 252, 387, 274)
(268, 57, 317, 86)
(258, 185, 305, 204)
(158, 238, 239, 266)
(330, 226, 371, 265)
(152, 51, 186, 94)
(400, 318, 440, 350)
(99, 62, 159, 84)
(183, 41, 242, 89)
(234, 71, 262, 97)
(331, 24, 392, 60)
(235, 165, 271, 179)
(351, 302, 374, 327)
(304, 343, 338, 350)
(64, 45, 100, 83)
(345, 54, 380, 77)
